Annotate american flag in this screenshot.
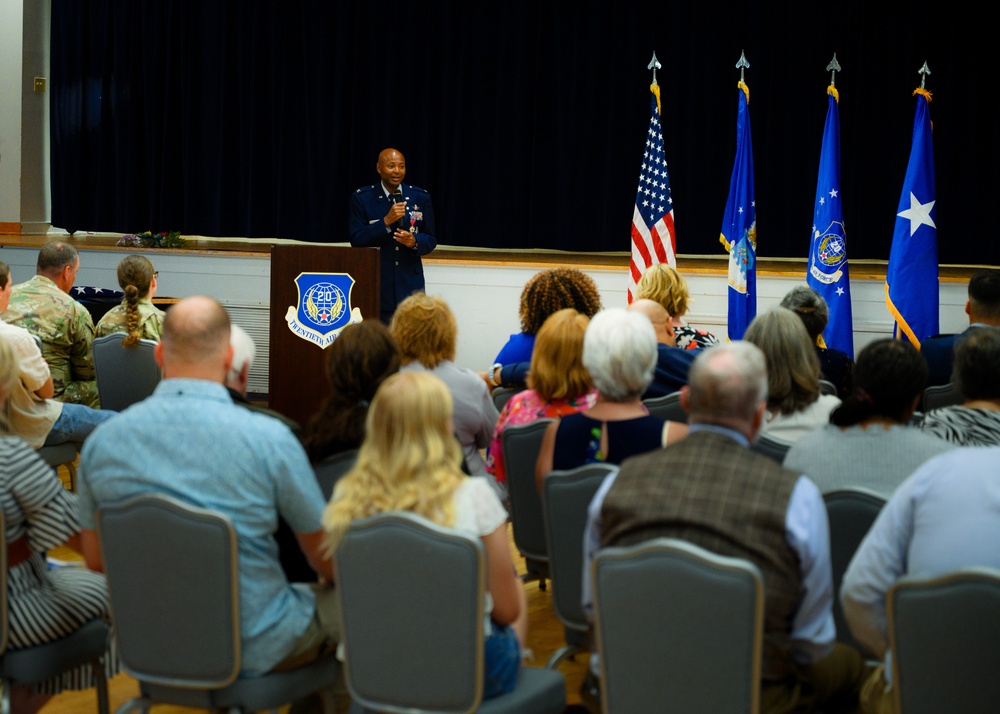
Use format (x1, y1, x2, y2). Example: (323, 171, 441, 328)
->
(629, 84, 676, 303)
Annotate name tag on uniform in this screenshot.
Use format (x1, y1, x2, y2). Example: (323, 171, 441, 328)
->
(368, 219, 380, 225)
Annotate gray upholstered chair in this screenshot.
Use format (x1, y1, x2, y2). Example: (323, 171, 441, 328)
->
(823, 488, 885, 657)
(593, 538, 764, 714)
(36, 441, 79, 490)
(921, 383, 964, 412)
(314, 448, 359, 500)
(750, 433, 792, 464)
(92, 332, 161, 411)
(501, 419, 555, 590)
(642, 390, 688, 423)
(889, 567, 1000, 714)
(818, 379, 837, 396)
(336, 511, 566, 713)
(97, 493, 339, 713)
(491, 387, 518, 414)
(0, 512, 110, 714)
(540, 463, 616, 669)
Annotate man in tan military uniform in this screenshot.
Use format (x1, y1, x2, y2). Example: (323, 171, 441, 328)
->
(2, 241, 99, 408)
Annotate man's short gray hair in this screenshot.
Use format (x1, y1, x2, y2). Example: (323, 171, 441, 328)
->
(37, 242, 79, 275)
(687, 342, 768, 424)
(582, 307, 657, 402)
(228, 323, 256, 384)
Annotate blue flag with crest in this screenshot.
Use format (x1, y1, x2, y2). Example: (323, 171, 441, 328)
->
(886, 89, 938, 345)
(719, 81, 756, 341)
(807, 87, 854, 355)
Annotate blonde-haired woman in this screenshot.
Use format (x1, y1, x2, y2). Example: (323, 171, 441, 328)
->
(636, 263, 717, 350)
(392, 293, 498, 481)
(743, 307, 841, 443)
(486, 308, 596, 489)
(96, 255, 164, 346)
(323, 371, 526, 699)
(0, 336, 119, 712)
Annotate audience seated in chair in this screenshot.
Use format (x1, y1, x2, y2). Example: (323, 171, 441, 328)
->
(920, 326, 1000, 446)
(842, 443, 1000, 714)
(0, 262, 115, 449)
(323, 370, 528, 700)
(584, 342, 864, 714)
(486, 308, 596, 492)
(392, 293, 499, 484)
(745, 307, 841, 444)
(784, 339, 953, 497)
(94, 254, 165, 343)
(0, 336, 119, 714)
(302, 320, 400, 463)
(635, 263, 718, 350)
(920, 268, 1000, 387)
(76, 296, 343, 708)
(225, 323, 302, 437)
(780, 285, 854, 399)
(483, 267, 602, 392)
(627, 298, 698, 398)
(535, 308, 688, 488)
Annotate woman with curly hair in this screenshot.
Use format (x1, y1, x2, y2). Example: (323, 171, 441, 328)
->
(485, 308, 597, 489)
(636, 263, 718, 350)
(302, 320, 401, 462)
(492, 267, 602, 367)
(95, 255, 164, 346)
(323, 370, 526, 699)
(743, 307, 840, 443)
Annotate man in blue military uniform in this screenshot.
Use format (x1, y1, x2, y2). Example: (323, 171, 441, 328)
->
(349, 147, 436, 323)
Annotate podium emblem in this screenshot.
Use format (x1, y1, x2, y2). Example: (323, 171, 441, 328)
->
(284, 272, 362, 348)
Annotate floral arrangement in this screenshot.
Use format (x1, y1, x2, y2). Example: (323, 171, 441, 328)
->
(116, 230, 186, 248)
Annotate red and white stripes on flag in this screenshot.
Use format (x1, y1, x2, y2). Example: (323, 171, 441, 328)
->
(629, 83, 677, 303)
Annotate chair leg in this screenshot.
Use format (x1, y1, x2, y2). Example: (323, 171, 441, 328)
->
(93, 656, 110, 714)
(65, 461, 78, 491)
(2, 678, 12, 714)
(546, 643, 585, 669)
(114, 696, 153, 714)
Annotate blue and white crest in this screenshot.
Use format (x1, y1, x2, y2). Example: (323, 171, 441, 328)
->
(284, 272, 361, 348)
(809, 220, 848, 285)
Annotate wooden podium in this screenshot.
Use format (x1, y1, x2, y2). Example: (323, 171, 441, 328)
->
(269, 245, 379, 426)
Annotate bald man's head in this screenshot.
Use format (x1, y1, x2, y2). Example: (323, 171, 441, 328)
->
(157, 296, 233, 382)
(376, 148, 406, 192)
(628, 298, 675, 347)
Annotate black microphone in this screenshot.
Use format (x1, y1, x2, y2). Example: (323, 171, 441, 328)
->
(391, 190, 406, 231)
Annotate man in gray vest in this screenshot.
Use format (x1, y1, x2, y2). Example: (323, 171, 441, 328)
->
(584, 342, 863, 713)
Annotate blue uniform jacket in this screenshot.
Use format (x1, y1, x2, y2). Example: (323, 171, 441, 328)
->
(349, 182, 436, 320)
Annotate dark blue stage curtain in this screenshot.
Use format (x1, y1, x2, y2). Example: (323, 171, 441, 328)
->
(50, 1, 995, 264)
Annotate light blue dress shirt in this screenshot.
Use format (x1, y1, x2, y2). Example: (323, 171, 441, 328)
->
(77, 379, 325, 676)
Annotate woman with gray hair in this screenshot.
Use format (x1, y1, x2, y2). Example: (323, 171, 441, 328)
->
(744, 307, 841, 443)
(534, 308, 687, 486)
(780, 285, 854, 398)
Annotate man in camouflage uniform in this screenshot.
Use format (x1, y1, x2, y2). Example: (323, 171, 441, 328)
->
(2, 241, 100, 408)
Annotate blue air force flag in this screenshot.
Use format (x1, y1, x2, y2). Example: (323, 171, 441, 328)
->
(807, 88, 854, 355)
(886, 89, 938, 346)
(284, 272, 362, 348)
(719, 81, 757, 341)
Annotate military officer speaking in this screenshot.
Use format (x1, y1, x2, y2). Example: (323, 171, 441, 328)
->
(349, 147, 437, 324)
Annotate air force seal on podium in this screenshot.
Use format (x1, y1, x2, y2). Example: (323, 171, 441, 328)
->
(285, 272, 362, 348)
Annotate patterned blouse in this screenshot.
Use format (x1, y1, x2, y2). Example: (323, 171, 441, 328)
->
(485, 388, 597, 484)
(921, 406, 1000, 447)
(674, 324, 718, 351)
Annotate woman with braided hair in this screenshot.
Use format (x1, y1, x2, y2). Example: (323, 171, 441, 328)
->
(95, 255, 165, 346)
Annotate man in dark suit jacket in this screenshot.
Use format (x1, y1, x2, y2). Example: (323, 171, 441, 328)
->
(349, 147, 436, 323)
(627, 297, 698, 398)
(583, 342, 863, 713)
(921, 269, 1000, 386)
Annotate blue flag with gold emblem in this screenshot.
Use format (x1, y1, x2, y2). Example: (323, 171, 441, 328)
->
(807, 87, 854, 355)
(886, 88, 938, 345)
(719, 81, 756, 341)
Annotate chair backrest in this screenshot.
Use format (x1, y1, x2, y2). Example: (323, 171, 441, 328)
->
(313, 449, 359, 500)
(92, 332, 162, 411)
(335, 512, 486, 714)
(542, 464, 617, 632)
(818, 379, 837, 396)
(751, 433, 792, 463)
(97, 493, 241, 688)
(492, 387, 518, 413)
(501, 419, 555, 562)
(0, 510, 8, 656)
(922, 383, 964, 412)
(642, 391, 688, 423)
(823, 488, 885, 657)
(889, 567, 1000, 714)
(593, 538, 763, 714)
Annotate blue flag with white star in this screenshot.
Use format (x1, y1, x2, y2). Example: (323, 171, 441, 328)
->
(719, 81, 756, 341)
(807, 88, 854, 355)
(886, 90, 938, 346)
